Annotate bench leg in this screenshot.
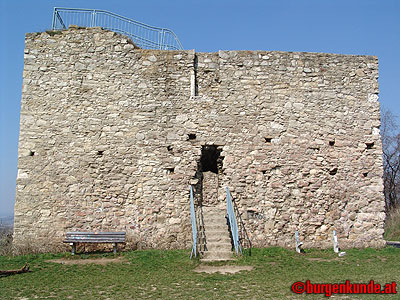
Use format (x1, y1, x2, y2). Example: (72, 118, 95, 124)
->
(113, 243, 117, 255)
(70, 243, 76, 255)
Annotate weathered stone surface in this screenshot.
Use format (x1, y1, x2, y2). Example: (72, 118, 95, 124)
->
(13, 27, 385, 251)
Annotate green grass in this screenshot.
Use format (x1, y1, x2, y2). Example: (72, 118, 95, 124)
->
(1, 247, 399, 299)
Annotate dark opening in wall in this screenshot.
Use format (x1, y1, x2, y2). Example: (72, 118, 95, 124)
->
(29, 151, 35, 156)
(97, 151, 104, 156)
(247, 209, 264, 220)
(200, 145, 223, 174)
(366, 142, 374, 149)
(167, 146, 173, 152)
(264, 137, 272, 143)
(329, 140, 335, 146)
(188, 134, 196, 140)
(329, 168, 338, 176)
(363, 172, 368, 177)
(166, 167, 174, 174)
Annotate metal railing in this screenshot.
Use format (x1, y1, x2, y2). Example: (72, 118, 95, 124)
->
(190, 185, 197, 258)
(51, 7, 183, 50)
(226, 187, 242, 255)
(196, 205, 207, 254)
(231, 193, 252, 255)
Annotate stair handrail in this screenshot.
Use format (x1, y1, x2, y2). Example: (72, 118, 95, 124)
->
(51, 7, 183, 50)
(189, 185, 197, 258)
(196, 205, 207, 253)
(231, 193, 252, 255)
(226, 186, 242, 255)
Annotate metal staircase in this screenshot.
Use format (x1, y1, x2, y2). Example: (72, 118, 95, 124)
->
(190, 185, 251, 261)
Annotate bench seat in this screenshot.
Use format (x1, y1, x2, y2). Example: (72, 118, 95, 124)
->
(63, 231, 126, 255)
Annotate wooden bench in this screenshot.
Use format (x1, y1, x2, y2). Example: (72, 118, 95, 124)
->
(63, 232, 126, 255)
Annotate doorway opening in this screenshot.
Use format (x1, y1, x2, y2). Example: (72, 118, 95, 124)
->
(200, 145, 222, 174)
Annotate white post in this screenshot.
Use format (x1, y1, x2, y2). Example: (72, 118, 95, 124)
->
(295, 231, 303, 253)
(190, 71, 196, 97)
(333, 230, 339, 253)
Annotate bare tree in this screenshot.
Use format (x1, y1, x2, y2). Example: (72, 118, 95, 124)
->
(381, 108, 400, 211)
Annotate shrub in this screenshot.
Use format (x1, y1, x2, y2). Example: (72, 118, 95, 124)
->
(384, 207, 400, 241)
(0, 227, 13, 255)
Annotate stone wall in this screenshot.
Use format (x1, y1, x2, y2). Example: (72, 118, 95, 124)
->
(14, 27, 385, 251)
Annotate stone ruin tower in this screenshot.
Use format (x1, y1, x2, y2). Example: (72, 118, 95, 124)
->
(13, 26, 386, 252)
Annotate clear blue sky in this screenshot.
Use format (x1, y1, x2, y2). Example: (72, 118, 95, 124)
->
(0, 0, 399, 217)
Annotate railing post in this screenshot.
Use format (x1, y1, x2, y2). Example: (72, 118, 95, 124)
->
(52, 8, 57, 30)
(91, 10, 96, 27)
(160, 29, 165, 50)
(190, 185, 197, 258)
(226, 187, 241, 255)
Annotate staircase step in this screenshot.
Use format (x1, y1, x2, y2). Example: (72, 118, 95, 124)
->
(205, 231, 230, 238)
(201, 251, 234, 261)
(206, 243, 232, 251)
(205, 232, 230, 238)
(202, 206, 225, 212)
(203, 216, 226, 223)
(198, 205, 234, 261)
(205, 228, 230, 234)
(205, 224, 228, 231)
(207, 239, 231, 245)
(200, 257, 235, 262)
(203, 222, 227, 227)
(202, 213, 226, 217)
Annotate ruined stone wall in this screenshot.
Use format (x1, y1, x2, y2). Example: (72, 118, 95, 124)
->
(14, 27, 385, 251)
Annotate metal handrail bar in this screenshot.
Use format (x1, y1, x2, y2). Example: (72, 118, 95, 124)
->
(226, 187, 242, 255)
(190, 185, 197, 259)
(104, 27, 159, 48)
(51, 7, 183, 50)
(231, 194, 252, 255)
(197, 205, 207, 253)
(55, 11, 66, 29)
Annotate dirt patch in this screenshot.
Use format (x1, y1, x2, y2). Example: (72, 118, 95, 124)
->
(194, 265, 253, 274)
(46, 256, 128, 265)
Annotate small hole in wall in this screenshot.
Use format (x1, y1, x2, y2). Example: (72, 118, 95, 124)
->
(97, 151, 104, 156)
(329, 168, 338, 176)
(264, 137, 272, 143)
(363, 172, 368, 177)
(166, 167, 174, 174)
(188, 134, 196, 140)
(167, 146, 173, 152)
(329, 141, 335, 146)
(262, 170, 267, 174)
(366, 142, 374, 149)
(28, 151, 35, 156)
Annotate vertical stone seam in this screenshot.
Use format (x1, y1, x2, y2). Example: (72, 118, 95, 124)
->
(191, 50, 198, 97)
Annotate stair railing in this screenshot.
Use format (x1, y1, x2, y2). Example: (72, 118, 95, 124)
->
(226, 187, 242, 255)
(231, 193, 252, 256)
(189, 185, 197, 258)
(196, 205, 207, 254)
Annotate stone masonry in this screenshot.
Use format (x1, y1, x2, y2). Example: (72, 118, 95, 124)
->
(14, 27, 385, 251)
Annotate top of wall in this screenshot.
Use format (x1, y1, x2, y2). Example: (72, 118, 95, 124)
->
(26, 27, 378, 60)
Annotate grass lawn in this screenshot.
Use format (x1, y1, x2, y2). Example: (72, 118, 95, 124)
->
(0, 247, 399, 299)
